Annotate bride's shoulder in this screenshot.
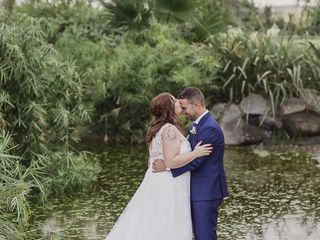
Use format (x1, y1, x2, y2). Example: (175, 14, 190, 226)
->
(161, 124, 181, 141)
(161, 123, 178, 131)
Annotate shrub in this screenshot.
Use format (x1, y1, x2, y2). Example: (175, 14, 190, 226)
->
(102, 22, 220, 142)
(0, 9, 100, 238)
(212, 27, 320, 115)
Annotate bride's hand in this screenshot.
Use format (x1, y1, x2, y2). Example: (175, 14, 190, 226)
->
(193, 141, 213, 157)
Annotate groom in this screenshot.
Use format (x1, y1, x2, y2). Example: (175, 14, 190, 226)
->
(153, 87, 229, 240)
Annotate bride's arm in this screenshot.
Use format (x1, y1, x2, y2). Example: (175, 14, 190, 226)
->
(162, 126, 212, 169)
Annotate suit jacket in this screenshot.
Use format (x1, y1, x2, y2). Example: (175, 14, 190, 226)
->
(171, 112, 229, 201)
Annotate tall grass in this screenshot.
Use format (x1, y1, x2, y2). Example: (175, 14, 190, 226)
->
(212, 28, 320, 116)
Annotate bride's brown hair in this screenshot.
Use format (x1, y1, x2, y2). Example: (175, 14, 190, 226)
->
(146, 93, 182, 146)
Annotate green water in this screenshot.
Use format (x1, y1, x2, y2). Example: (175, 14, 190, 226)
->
(32, 145, 320, 240)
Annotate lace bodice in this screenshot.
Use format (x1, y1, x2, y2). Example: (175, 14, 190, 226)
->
(148, 123, 191, 166)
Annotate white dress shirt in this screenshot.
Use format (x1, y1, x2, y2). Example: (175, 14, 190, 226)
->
(194, 110, 209, 125)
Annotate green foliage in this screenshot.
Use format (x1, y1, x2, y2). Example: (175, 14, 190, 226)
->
(0, 9, 100, 238)
(3, 0, 320, 238)
(1, 0, 15, 12)
(17, 2, 320, 143)
(103, 22, 220, 142)
(304, 3, 320, 35)
(0, 130, 29, 239)
(104, 0, 195, 27)
(103, 0, 151, 29)
(211, 28, 320, 115)
(18, 2, 111, 42)
(45, 150, 100, 195)
(306, 41, 320, 89)
(30, 4, 221, 142)
(104, 0, 233, 42)
(154, 0, 195, 23)
(190, 0, 234, 41)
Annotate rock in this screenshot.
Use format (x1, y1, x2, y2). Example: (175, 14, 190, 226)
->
(297, 136, 320, 146)
(258, 115, 283, 130)
(211, 103, 228, 122)
(211, 103, 267, 145)
(211, 103, 244, 145)
(211, 103, 242, 122)
(241, 123, 270, 145)
(218, 104, 244, 145)
(308, 96, 320, 114)
(283, 112, 320, 136)
(279, 97, 306, 115)
(249, 115, 283, 131)
(240, 93, 269, 115)
(302, 89, 320, 115)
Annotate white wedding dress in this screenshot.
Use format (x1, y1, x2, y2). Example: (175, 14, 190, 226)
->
(105, 123, 193, 240)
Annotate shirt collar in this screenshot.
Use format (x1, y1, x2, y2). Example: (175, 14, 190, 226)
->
(194, 110, 209, 125)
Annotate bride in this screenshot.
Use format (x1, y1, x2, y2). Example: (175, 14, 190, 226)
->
(105, 92, 212, 240)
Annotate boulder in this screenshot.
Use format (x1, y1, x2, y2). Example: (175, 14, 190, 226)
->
(279, 97, 306, 115)
(217, 104, 245, 145)
(249, 115, 283, 131)
(241, 123, 270, 145)
(211, 103, 228, 122)
(308, 96, 320, 114)
(259, 115, 283, 130)
(240, 93, 269, 115)
(211, 103, 267, 145)
(297, 136, 320, 146)
(283, 112, 320, 136)
(302, 89, 320, 115)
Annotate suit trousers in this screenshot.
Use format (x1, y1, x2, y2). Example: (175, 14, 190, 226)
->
(191, 199, 223, 240)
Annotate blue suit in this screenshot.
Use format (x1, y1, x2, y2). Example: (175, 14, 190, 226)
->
(171, 112, 229, 240)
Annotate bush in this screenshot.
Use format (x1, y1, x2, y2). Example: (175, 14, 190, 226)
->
(0, 9, 100, 238)
(36, 15, 221, 142)
(211, 27, 320, 115)
(14, 2, 320, 142)
(0, 130, 32, 239)
(102, 22, 220, 142)
(303, 3, 320, 35)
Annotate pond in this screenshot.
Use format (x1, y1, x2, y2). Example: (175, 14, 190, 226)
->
(31, 144, 320, 240)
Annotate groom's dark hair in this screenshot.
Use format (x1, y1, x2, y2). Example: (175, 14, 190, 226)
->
(179, 87, 205, 107)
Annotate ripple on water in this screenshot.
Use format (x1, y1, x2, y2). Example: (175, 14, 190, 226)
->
(31, 146, 320, 240)
(244, 214, 320, 240)
(312, 153, 320, 169)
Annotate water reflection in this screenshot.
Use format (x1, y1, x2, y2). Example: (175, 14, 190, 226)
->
(40, 216, 63, 239)
(312, 153, 320, 169)
(245, 214, 320, 240)
(31, 145, 320, 240)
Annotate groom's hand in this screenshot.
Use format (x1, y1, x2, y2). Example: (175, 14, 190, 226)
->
(152, 159, 168, 173)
